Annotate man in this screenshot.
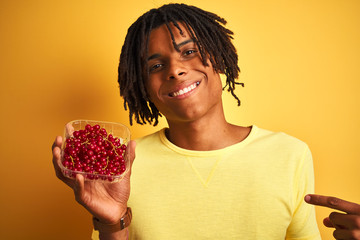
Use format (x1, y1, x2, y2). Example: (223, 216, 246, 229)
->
(52, 3, 360, 239)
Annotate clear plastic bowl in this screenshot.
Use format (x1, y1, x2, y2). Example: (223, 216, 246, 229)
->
(59, 119, 131, 183)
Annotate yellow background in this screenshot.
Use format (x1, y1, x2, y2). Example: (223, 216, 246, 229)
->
(0, 0, 359, 239)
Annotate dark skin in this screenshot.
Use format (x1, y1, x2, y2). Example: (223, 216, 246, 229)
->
(52, 136, 136, 239)
(305, 194, 360, 239)
(52, 20, 360, 239)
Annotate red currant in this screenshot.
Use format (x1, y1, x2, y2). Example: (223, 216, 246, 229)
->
(62, 123, 127, 182)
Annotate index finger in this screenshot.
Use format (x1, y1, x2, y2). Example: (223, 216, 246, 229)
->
(305, 194, 360, 215)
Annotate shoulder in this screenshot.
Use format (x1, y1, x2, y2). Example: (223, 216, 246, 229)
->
(133, 128, 166, 152)
(246, 126, 314, 173)
(250, 126, 310, 153)
(135, 129, 161, 143)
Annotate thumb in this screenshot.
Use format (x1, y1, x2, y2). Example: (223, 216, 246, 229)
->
(128, 140, 136, 169)
(121, 140, 136, 181)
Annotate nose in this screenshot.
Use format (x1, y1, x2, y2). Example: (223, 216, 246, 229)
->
(167, 59, 187, 80)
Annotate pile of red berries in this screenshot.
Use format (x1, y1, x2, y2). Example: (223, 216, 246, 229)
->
(61, 124, 127, 182)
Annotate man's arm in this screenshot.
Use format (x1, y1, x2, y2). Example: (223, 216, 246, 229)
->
(305, 194, 360, 239)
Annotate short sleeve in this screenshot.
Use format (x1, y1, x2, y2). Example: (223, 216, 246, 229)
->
(286, 146, 321, 240)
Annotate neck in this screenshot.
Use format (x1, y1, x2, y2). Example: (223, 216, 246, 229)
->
(166, 112, 250, 151)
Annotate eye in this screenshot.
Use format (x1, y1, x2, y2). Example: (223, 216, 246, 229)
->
(183, 49, 198, 56)
(149, 63, 163, 72)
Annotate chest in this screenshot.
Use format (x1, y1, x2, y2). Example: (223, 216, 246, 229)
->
(127, 151, 296, 239)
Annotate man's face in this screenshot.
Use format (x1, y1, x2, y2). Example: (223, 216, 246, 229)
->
(145, 22, 223, 124)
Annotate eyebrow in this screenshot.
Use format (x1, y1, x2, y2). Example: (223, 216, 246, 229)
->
(147, 39, 195, 61)
(175, 38, 194, 48)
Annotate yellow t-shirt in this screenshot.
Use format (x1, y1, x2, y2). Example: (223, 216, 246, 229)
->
(93, 126, 320, 239)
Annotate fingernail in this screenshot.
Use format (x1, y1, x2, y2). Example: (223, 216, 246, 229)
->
(305, 195, 311, 202)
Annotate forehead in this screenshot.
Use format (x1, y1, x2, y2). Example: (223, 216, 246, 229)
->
(147, 22, 193, 52)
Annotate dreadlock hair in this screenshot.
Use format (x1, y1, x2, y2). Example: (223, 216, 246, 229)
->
(118, 3, 244, 126)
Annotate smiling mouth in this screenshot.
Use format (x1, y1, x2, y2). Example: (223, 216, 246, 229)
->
(169, 81, 201, 97)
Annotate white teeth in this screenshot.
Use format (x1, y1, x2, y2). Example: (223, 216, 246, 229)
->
(171, 82, 199, 97)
